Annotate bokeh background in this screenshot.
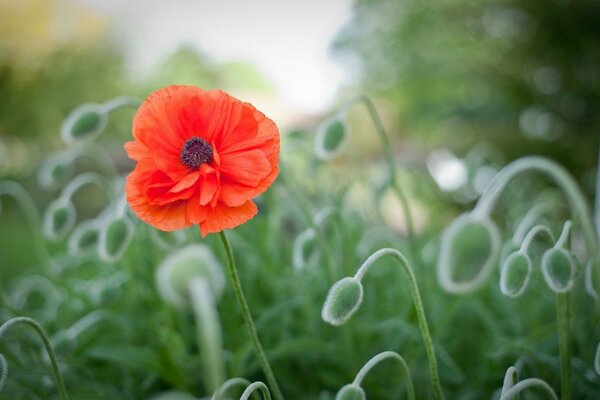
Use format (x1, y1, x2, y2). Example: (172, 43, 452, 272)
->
(1, 0, 600, 399)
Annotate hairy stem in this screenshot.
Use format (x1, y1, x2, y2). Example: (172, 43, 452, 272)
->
(474, 156, 599, 296)
(218, 231, 284, 400)
(557, 293, 571, 400)
(0, 317, 69, 400)
(355, 248, 444, 400)
(352, 351, 415, 400)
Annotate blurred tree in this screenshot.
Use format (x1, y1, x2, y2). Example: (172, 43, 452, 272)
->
(333, 0, 600, 175)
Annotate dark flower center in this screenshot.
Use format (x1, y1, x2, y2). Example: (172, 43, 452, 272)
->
(180, 137, 213, 169)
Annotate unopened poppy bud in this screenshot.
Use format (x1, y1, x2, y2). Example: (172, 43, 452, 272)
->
(98, 215, 134, 263)
(43, 197, 76, 241)
(336, 384, 366, 400)
(541, 248, 575, 293)
(499, 252, 532, 298)
(315, 117, 347, 161)
(61, 103, 108, 145)
(437, 213, 501, 293)
(68, 221, 99, 257)
(322, 277, 364, 326)
(156, 245, 225, 309)
(37, 153, 73, 191)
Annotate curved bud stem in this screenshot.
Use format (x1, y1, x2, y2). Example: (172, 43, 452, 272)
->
(340, 96, 417, 258)
(555, 221, 572, 249)
(354, 248, 444, 400)
(218, 232, 284, 400)
(520, 224, 555, 254)
(0, 181, 51, 272)
(473, 156, 599, 296)
(0, 353, 6, 392)
(188, 277, 225, 393)
(240, 381, 272, 400)
(352, 351, 415, 400)
(100, 96, 142, 114)
(62, 172, 115, 202)
(499, 378, 558, 400)
(211, 377, 251, 400)
(0, 317, 69, 400)
(557, 292, 571, 400)
(512, 204, 552, 244)
(501, 366, 519, 399)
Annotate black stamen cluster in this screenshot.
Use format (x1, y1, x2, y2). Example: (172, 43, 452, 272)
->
(180, 137, 213, 169)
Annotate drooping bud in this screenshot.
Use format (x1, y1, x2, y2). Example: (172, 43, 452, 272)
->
(68, 221, 100, 257)
(98, 215, 134, 263)
(499, 252, 532, 298)
(541, 248, 576, 293)
(37, 153, 74, 191)
(42, 197, 76, 241)
(322, 277, 364, 326)
(336, 384, 366, 400)
(315, 116, 347, 161)
(61, 103, 108, 145)
(437, 213, 501, 293)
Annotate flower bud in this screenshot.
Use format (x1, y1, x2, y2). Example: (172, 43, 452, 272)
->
(336, 384, 366, 400)
(315, 117, 347, 160)
(156, 245, 225, 309)
(98, 215, 134, 262)
(437, 213, 501, 293)
(37, 153, 73, 191)
(499, 252, 532, 298)
(61, 103, 108, 145)
(293, 228, 317, 271)
(68, 221, 99, 257)
(322, 277, 364, 326)
(42, 197, 76, 241)
(541, 248, 575, 293)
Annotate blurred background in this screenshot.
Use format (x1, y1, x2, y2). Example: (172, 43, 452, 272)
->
(1, 0, 600, 398)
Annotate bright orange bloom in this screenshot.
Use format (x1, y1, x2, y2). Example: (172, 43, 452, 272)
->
(124, 85, 279, 237)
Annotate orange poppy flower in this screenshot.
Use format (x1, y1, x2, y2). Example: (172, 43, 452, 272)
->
(124, 85, 279, 237)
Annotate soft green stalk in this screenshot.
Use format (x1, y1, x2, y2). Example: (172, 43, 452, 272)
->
(473, 156, 599, 296)
(240, 381, 272, 400)
(352, 351, 415, 400)
(188, 277, 225, 393)
(354, 248, 444, 400)
(218, 231, 284, 400)
(100, 96, 142, 113)
(0, 181, 54, 274)
(557, 293, 571, 400)
(499, 378, 559, 400)
(0, 317, 69, 400)
(211, 377, 251, 400)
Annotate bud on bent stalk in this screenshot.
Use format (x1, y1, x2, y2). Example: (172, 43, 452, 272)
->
(98, 214, 134, 263)
(43, 197, 77, 241)
(315, 116, 347, 161)
(321, 277, 364, 326)
(437, 213, 501, 294)
(61, 103, 108, 145)
(336, 384, 366, 400)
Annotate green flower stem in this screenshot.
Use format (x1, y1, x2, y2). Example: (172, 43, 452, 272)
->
(0, 317, 69, 400)
(354, 248, 445, 400)
(100, 96, 142, 113)
(557, 292, 571, 400)
(240, 381, 272, 400)
(0, 181, 53, 274)
(473, 156, 600, 296)
(342, 96, 417, 258)
(352, 351, 415, 400)
(218, 231, 284, 400)
(499, 378, 559, 400)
